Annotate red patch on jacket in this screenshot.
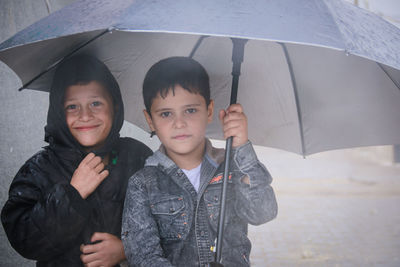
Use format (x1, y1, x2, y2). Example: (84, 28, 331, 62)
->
(209, 174, 232, 184)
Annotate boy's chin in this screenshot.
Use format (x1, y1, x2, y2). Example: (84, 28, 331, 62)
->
(167, 142, 205, 156)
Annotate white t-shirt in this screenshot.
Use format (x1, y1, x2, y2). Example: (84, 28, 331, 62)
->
(182, 163, 202, 192)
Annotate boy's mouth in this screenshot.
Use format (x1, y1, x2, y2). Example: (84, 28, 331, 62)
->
(173, 134, 191, 140)
(74, 125, 100, 131)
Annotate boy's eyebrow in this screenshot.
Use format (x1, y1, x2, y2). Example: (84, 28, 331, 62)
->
(64, 95, 102, 102)
(153, 107, 172, 112)
(153, 103, 202, 113)
(183, 103, 202, 108)
(64, 98, 78, 103)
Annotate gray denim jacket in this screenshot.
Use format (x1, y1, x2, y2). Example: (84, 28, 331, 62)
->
(122, 140, 277, 267)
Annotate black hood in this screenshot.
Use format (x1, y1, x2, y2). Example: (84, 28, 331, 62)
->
(44, 55, 124, 158)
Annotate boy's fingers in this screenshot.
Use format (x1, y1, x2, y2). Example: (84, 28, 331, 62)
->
(80, 250, 100, 264)
(223, 112, 246, 123)
(94, 162, 105, 173)
(87, 156, 102, 168)
(91, 232, 108, 242)
(80, 153, 96, 165)
(99, 170, 109, 181)
(223, 125, 242, 138)
(226, 103, 244, 113)
(222, 116, 247, 131)
(220, 103, 248, 147)
(81, 244, 94, 255)
(221, 108, 246, 123)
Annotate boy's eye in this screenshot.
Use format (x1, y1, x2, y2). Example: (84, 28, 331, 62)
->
(91, 101, 102, 107)
(160, 111, 171, 118)
(186, 108, 197, 114)
(65, 104, 78, 111)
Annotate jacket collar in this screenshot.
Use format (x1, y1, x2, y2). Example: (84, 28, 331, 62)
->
(145, 138, 225, 171)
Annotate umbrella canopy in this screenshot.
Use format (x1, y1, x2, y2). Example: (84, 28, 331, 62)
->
(0, 0, 399, 156)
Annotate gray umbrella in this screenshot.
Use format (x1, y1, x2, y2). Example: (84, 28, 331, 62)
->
(1, 0, 399, 156)
(1, 0, 400, 264)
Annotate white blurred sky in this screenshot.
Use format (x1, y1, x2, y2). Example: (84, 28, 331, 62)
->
(345, 0, 400, 27)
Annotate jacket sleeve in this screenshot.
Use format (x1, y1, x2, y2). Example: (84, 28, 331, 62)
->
(231, 141, 278, 225)
(1, 155, 92, 261)
(122, 173, 174, 267)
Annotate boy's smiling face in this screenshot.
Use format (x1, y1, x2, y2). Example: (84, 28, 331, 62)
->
(144, 85, 214, 169)
(64, 81, 114, 151)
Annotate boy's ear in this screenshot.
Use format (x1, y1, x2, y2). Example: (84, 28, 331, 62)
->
(143, 109, 155, 132)
(207, 100, 214, 123)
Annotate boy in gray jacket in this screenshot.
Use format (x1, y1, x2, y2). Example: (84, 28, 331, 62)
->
(122, 57, 277, 267)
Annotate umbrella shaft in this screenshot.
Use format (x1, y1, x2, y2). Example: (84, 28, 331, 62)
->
(230, 74, 239, 104)
(215, 136, 232, 262)
(214, 38, 248, 264)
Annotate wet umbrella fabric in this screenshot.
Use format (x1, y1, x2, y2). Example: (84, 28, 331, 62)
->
(1, 0, 400, 156)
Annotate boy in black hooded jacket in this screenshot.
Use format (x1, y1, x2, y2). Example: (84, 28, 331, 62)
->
(1, 55, 152, 266)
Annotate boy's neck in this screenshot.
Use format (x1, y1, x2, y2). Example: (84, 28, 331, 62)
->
(165, 140, 206, 170)
(174, 156, 203, 170)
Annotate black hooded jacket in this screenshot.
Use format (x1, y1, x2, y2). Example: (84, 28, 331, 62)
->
(1, 56, 152, 266)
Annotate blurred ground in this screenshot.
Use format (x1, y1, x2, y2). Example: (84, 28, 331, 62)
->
(237, 143, 400, 267)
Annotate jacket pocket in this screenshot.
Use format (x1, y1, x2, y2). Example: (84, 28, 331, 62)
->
(203, 183, 234, 231)
(150, 195, 189, 241)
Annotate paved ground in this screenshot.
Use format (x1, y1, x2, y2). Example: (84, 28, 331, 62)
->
(242, 144, 400, 267)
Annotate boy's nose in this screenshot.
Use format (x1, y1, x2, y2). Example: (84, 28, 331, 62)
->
(79, 106, 94, 121)
(173, 115, 187, 129)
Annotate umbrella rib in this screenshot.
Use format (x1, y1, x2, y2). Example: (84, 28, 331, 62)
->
(189, 35, 208, 58)
(19, 29, 111, 91)
(377, 62, 400, 91)
(44, 0, 52, 14)
(279, 43, 306, 157)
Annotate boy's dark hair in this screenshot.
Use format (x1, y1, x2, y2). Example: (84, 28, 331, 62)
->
(143, 57, 210, 114)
